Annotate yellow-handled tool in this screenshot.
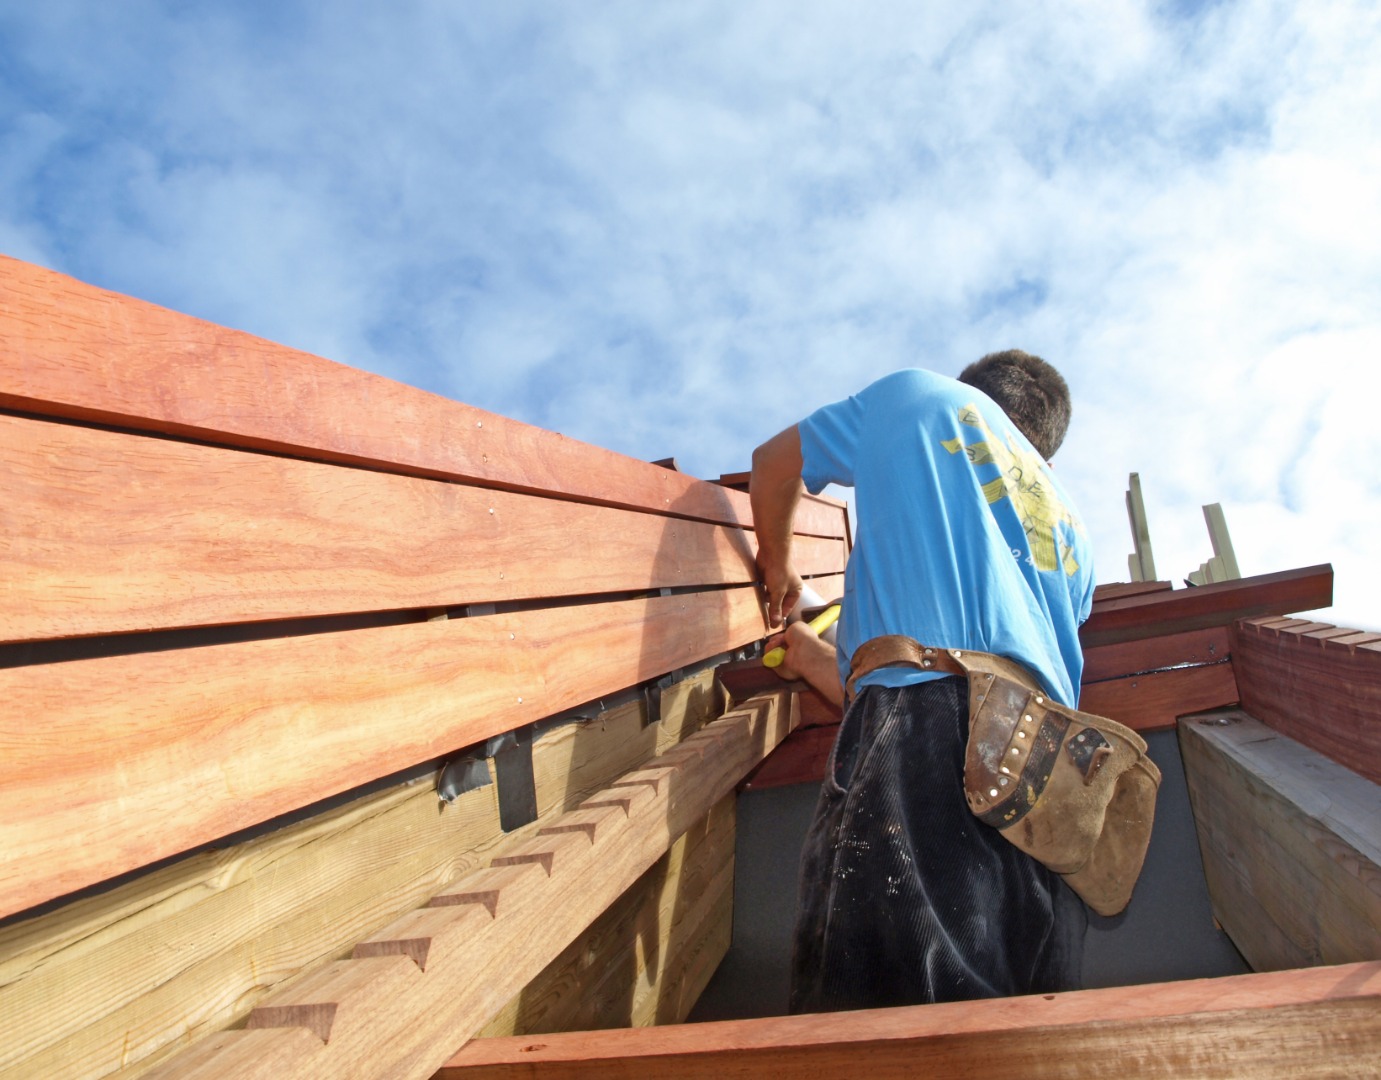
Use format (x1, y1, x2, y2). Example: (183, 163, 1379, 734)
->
(763, 604, 841, 668)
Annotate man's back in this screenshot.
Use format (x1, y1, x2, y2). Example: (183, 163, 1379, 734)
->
(798, 367, 1094, 705)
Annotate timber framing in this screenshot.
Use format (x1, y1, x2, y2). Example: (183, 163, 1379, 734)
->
(3, 255, 1378, 1080)
(440, 962, 1381, 1078)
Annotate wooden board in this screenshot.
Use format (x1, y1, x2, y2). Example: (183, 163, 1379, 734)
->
(1091, 580, 1172, 603)
(0, 588, 766, 922)
(1078, 661, 1239, 733)
(0, 671, 717, 1080)
(0, 256, 845, 539)
(0, 413, 847, 642)
(438, 961, 1381, 1079)
(1081, 626, 1231, 684)
(1230, 616, 1381, 785)
(1179, 711, 1381, 972)
(140, 691, 797, 1080)
(740, 723, 838, 792)
(1079, 565, 1334, 648)
(478, 793, 735, 1037)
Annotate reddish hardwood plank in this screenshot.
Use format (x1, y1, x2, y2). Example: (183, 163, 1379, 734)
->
(438, 962, 1381, 1079)
(0, 413, 793, 642)
(0, 256, 845, 539)
(1092, 580, 1173, 603)
(740, 723, 839, 791)
(1230, 617, 1381, 785)
(0, 587, 767, 922)
(1078, 661, 1240, 733)
(1079, 566, 1333, 648)
(1081, 626, 1231, 684)
(0, 413, 841, 642)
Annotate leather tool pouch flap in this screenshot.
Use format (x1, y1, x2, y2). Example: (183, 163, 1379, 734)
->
(847, 637, 1162, 917)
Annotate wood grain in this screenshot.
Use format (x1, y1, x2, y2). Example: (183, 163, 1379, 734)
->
(478, 793, 735, 1037)
(140, 691, 797, 1080)
(0, 256, 845, 538)
(0, 588, 766, 921)
(1230, 616, 1381, 785)
(438, 962, 1381, 1079)
(1081, 626, 1231, 684)
(1179, 711, 1381, 972)
(0, 670, 719, 1080)
(1078, 660, 1239, 732)
(1079, 565, 1334, 648)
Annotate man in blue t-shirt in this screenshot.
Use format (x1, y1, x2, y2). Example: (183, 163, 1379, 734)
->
(750, 350, 1094, 1012)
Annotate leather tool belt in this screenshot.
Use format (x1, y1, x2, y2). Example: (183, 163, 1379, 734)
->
(847, 636, 1162, 916)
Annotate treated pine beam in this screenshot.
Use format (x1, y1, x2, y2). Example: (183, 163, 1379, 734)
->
(1079, 565, 1333, 648)
(0, 588, 765, 922)
(437, 961, 1381, 1079)
(0, 256, 845, 539)
(1179, 712, 1381, 971)
(0, 671, 718, 1080)
(478, 793, 735, 1037)
(142, 692, 797, 1080)
(1230, 616, 1381, 785)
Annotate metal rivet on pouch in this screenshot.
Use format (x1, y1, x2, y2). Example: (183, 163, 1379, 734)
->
(1036, 696, 1044, 704)
(1010, 747, 1021, 757)
(1018, 731, 1027, 739)
(989, 788, 999, 798)
(1023, 714, 1033, 723)
(1000, 766, 1011, 775)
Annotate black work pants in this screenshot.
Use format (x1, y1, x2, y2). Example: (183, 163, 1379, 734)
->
(789, 678, 1086, 1013)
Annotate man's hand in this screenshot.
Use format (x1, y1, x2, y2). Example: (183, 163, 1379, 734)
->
(757, 553, 804, 629)
(764, 621, 844, 707)
(750, 425, 806, 628)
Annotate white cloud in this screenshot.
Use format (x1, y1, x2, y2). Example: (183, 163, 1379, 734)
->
(2, 0, 1378, 626)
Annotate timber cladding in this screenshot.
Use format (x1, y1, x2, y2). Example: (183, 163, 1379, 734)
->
(0, 256, 849, 1078)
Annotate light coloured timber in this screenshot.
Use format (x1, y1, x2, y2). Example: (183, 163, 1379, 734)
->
(0, 587, 765, 921)
(1179, 711, 1381, 971)
(0, 671, 716, 1080)
(439, 962, 1381, 1079)
(478, 793, 735, 1036)
(0, 255, 846, 539)
(141, 691, 796, 1080)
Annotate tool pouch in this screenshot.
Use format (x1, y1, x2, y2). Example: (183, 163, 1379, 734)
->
(847, 637, 1161, 916)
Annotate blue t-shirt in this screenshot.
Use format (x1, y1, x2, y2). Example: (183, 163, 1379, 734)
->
(799, 369, 1095, 706)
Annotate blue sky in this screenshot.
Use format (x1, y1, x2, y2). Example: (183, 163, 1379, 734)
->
(4, 1, 1379, 629)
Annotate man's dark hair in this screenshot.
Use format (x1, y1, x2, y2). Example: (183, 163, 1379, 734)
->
(958, 349, 1071, 459)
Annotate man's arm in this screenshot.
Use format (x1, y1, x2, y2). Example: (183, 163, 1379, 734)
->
(750, 425, 806, 628)
(767, 621, 845, 707)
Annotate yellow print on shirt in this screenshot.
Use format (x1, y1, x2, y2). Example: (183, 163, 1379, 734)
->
(941, 404, 1084, 576)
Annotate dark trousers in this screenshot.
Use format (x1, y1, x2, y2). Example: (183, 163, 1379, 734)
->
(789, 678, 1087, 1013)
